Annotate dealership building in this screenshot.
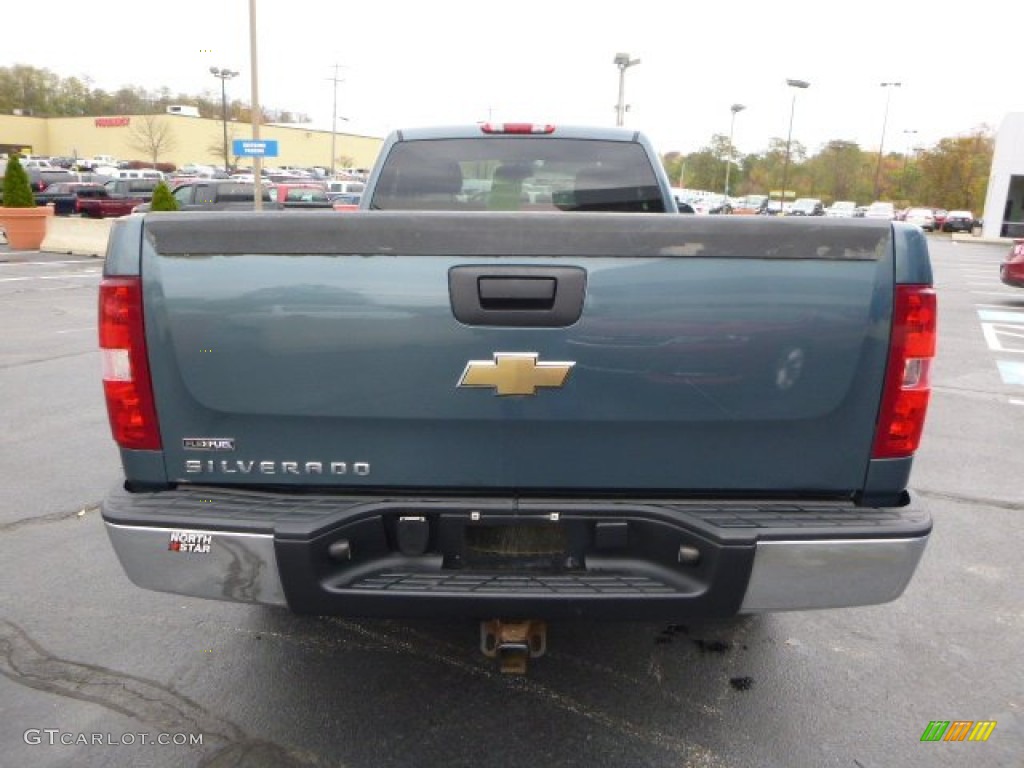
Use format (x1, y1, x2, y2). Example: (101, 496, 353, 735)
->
(983, 112, 1024, 239)
(0, 111, 383, 172)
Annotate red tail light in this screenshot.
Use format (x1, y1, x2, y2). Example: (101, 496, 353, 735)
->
(99, 277, 162, 450)
(872, 285, 937, 459)
(480, 122, 555, 135)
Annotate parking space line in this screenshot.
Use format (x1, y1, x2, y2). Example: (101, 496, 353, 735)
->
(978, 309, 1024, 323)
(0, 260, 95, 267)
(996, 361, 1024, 385)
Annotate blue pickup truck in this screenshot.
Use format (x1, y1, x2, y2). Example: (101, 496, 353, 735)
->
(99, 123, 936, 670)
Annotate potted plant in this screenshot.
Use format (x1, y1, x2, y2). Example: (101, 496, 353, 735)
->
(0, 155, 53, 250)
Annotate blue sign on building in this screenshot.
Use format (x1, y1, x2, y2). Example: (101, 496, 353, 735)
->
(232, 139, 280, 157)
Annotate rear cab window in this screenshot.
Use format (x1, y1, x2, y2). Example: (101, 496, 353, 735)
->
(369, 138, 666, 213)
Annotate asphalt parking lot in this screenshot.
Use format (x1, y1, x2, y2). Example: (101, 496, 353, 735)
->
(0, 236, 1021, 768)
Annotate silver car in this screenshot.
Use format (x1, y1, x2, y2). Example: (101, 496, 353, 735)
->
(904, 207, 936, 231)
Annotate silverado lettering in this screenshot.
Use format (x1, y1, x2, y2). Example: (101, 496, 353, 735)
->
(184, 461, 370, 475)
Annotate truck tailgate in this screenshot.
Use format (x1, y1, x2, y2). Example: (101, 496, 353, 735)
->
(137, 212, 896, 495)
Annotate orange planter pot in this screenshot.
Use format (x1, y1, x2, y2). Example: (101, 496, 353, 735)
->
(0, 205, 53, 250)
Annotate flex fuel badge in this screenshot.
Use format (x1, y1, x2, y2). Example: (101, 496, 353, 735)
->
(168, 531, 212, 554)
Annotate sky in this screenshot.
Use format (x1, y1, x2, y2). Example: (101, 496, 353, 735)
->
(4, 0, 1021, 159)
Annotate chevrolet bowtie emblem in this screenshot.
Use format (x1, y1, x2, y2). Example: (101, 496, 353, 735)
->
(458, 353, 575, 396)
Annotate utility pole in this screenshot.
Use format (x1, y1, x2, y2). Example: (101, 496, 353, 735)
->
(873, 82, 901, 200)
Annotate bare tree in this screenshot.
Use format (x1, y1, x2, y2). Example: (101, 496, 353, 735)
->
(127, 114, 177, 167)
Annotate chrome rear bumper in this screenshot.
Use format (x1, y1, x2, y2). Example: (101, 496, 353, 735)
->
(104, 518, 928, 615)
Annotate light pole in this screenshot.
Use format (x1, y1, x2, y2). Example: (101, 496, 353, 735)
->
(328, 63, 345, 177)
(209, 66, 238, 173)
(779, 79, 810, 212)
(901, 129, 918, 198)
(873, 81, 901, 200)
(248, 0, 262, 209)
(613, 53, 641, 127)
(723, 103, 745, 199)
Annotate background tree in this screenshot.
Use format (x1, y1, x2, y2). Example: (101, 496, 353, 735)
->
(127, 114, 178, 168)
(207, 123, 242, 170)
(916, 128, 994, 210)
(0, 64, 310, 122)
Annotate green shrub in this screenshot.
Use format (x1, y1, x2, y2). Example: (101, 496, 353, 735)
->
(1, 155, 36, 207)
(149, 181, 179, 212)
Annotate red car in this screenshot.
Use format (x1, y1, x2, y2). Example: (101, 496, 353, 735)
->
(1001, 239, 1024, 288)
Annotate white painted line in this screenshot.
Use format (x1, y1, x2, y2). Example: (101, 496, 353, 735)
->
(978, 309, 1024, 323)
(37, 273, 100, 280)
(971, 291, 1020, 296)
(1010, 399, 1024, 406)
(56, 327, 95, 334)
(976, 303, 1024, 309)
(0, 260, 93, 267)
(981, 323, 1024, 353)
(0, 276, 31, 283)
(996, 361, 1024, 385)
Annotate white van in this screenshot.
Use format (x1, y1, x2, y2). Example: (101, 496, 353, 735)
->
(110, 169, 165, 180)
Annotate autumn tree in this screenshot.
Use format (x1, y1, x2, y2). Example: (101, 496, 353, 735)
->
(127, 115, 178, 167)
(916, 127, 994, 211)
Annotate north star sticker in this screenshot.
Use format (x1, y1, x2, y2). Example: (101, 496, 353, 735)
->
(457, 353, 575, 396)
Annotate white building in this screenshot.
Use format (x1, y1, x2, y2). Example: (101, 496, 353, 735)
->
(982, 113, 1024, 239)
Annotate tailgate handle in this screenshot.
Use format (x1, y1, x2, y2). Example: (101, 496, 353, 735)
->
(449, 266, 586, 327)
(478, 277, 556, 309)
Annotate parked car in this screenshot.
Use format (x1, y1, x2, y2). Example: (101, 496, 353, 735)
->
(692, 195, 731, 215)
(864, 201, 896, 220)
(23, 167, 76, 193)
(33, 182, 107, 215)
(325, 179, 365, 197)
(22, 158, 55, 170)
(134, 180, 282, 212)
(904, 207, 937, 231)
(267, 183, 333, 209)
(1001, 239, 1024, 288)
(109, 168, 165, 181)
(789, 198, 825, 216)
(826, 201, 857, 218)
(941, 210, 975, 233)
(731, 194, 769, 215)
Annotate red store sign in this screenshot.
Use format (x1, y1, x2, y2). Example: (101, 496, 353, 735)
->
(95, 117, 130, 127)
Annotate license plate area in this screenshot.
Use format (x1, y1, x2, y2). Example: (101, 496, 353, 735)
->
(463, 523, 573, 571)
